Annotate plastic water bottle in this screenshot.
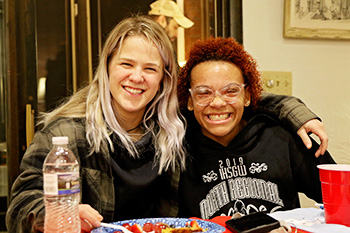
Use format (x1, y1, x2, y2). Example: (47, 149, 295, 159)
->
(43, 136, 80, 232)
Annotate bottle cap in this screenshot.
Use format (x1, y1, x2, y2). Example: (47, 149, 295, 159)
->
(52, 136, 69, 145)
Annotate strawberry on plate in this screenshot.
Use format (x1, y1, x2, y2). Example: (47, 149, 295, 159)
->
(143, 222, 154, 232)
(122, 223, 132, 231)
(153, 222, 169, 233)
(131, 223, 143, 233)
(190, 220, 200, 228)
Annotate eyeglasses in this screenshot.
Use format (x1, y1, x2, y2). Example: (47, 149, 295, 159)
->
(189, 83, 246, 106)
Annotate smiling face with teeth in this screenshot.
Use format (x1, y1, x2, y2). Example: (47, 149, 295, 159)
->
(187, 61, 250, 146)
(108, 36, 164, 124)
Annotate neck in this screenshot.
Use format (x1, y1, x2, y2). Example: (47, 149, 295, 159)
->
(127, 124, 141, 132)
(128, 125, 144, 142)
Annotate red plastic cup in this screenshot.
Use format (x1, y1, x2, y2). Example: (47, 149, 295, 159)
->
(318, 164, 350, 226)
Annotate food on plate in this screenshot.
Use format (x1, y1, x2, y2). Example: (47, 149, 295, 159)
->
(163, 220, 204, 233)
(113, 220, 205, 233)
(153, 222, 169, 233)
(143, 222, 155, 232)
(131, 223, 143, 233)
(122, 223, 133, 231)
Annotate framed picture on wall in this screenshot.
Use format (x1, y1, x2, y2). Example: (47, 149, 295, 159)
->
(284, 0, 350, 40)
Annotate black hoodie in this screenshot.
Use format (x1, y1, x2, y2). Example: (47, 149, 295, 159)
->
(178, 113, 335, 219)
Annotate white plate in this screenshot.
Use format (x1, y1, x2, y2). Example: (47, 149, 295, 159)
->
(92, 217, 226, 233)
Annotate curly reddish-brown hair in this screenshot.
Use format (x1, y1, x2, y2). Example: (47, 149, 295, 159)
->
(178, 37, 263, 110)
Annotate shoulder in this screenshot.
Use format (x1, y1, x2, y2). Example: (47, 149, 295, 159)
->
(243, 113, 294, 141)
(42, 117, 86, 135)
(37, 117, 88, 150)
(245, 113, 282, 131)
(28, 117, 90, 160)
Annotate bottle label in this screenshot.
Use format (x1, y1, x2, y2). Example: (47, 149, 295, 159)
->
(44, 172, 80, 195)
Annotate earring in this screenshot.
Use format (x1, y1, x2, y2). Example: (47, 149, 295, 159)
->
(245, 100, 250, 106)
(187, 105, 193, 111)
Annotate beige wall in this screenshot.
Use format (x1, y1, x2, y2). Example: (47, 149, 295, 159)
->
(243, 0, 350, 165)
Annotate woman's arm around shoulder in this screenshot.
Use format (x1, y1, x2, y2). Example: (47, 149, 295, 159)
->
(258, 93, 328, 157)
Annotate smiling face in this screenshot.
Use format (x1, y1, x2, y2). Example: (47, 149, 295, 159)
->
(108, 36, 164, 122)
(188, 61, 250, 146)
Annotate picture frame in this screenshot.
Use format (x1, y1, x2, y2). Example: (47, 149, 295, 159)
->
(283, 0, 350, 40)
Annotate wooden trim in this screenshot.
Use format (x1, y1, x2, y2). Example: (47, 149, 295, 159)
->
(229, 0, 242, 44)
(70, 0, 77, 93)
(6, 0, 20, 197)
(6, 0, 38, 196)
(75, 0, 94, 88)
(86, 0, 93, 82)
(26, 104, 34, 147)
(214, 0, 218, 37)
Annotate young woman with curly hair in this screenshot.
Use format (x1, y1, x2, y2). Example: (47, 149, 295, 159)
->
(178, 37, 329, 157)
(177, 37, 335, 221)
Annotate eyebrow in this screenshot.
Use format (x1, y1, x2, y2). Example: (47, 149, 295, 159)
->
(193, 84, 210, 89)
(118, 57, 162, 69)
(193, 83, 243, 89)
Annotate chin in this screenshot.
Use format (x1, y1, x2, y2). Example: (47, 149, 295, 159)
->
(207, 128, 231, 137)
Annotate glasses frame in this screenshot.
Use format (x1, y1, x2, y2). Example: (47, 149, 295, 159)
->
(189, 83, 246, 107)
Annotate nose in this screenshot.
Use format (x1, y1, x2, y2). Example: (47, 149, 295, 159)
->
(129, 69, 144, 83)
(209, 91, 227, 107)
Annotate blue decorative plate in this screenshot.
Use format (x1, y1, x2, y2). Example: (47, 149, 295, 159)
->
(92, 217, 226, 233)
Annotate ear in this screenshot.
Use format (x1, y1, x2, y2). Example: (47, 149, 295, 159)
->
(244, 91, 251, 107)
(187, 97, 194, 111)
(156, 15, 167, 28)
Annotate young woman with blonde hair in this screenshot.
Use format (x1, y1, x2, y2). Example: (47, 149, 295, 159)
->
(7, 16, 186, 232)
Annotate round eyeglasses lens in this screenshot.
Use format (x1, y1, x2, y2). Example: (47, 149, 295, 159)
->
(191, 88, 214, 106)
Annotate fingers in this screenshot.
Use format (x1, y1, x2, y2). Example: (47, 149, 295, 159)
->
(297, 128, 312, 149)
(315, 134, 328, 157)
(297, 119, 329, 157)
(81, 218, 93, 232)
(309, 122, 328, 157)
(79, 204, 103, 232)
(269, 226, 289, 233)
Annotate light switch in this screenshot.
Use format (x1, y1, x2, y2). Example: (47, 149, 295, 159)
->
(261, 71, 292, 95)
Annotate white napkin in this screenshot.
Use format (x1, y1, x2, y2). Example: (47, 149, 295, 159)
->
(268, 208, 350, 233)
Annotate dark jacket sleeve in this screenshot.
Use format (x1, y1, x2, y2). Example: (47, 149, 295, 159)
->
(289, 133, 336, 203)
(6, 118, 84, 233)
(258, 93, 319, 132)
(6, 130, 51, 233)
